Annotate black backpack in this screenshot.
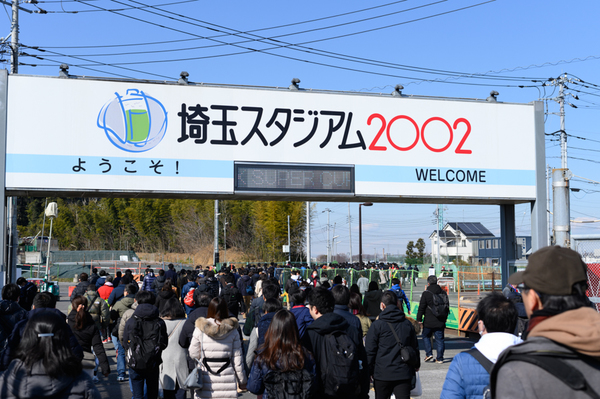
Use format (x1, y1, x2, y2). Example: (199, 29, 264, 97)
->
(126, 316, 164, 371)
(222, 285, 239, 312)
(319, 330, 361, 396)
(263, 368, 314, 399)
(428, 290, 449, 318)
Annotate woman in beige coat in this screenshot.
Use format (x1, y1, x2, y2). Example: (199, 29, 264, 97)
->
(189, 297, 247, 399)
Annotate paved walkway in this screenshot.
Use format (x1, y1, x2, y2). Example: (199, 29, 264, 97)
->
(57, 282, 478, 399)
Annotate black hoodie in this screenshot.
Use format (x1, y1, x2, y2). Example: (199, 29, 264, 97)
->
(365, 304, 420, 381)
(122, 303, 168, 359)
(301, 312, 369, 399)
(416, 283, 448, 329)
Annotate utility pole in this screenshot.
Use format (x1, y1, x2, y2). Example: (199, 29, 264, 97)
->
(223, 219, 227, 265)
(322, 208, 332, 264)
(348, 203, 353, 264)
(287, 215, 291, 264)
(553, 169, 571, 247)
(306, 202, 311, 267)
(547, 165, 552, 246)
(213, 200, 219, 267)
(11, 0, 19, 74)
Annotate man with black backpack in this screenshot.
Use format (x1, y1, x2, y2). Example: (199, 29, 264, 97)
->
(366, 290, 420, 399)
(237, 269, 254, 314)
(302, 287, 369, 399)
(490, 246, 600, 399)
(123, 290, 168, 399)
(417, 275, 449, 364)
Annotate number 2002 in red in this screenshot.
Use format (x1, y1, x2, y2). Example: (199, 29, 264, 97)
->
(367, 113, 472, 154)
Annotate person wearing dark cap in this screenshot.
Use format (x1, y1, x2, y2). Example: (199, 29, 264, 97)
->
(490, 245, 600, 398)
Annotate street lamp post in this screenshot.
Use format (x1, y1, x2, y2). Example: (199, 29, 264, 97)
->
(359, 202, 373, 267)
(44, 202, 58, 281)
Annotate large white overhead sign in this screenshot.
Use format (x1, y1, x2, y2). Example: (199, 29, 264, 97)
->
(4, 74, 544, 203)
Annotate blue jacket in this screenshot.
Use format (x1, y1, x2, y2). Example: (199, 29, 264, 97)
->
(290, 305, 313, 339)
(142, 273, 157, 292)
(440, 350, 489, 399)
(107, 284, 126, 306)
(390, 284, 411, 313)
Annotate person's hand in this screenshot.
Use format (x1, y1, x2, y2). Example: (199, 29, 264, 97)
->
(103, 372, 110, 377)
(239, 383, 247, 391)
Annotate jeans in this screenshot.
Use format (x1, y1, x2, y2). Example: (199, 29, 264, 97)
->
(129, 367, 159, 399)
(112, 334, 126, 379)
(422, 326, 445, 361)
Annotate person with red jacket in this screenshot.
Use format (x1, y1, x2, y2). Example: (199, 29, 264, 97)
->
(97, 275, 114, 301)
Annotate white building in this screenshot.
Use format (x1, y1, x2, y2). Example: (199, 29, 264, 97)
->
(429, 222, 495, 264)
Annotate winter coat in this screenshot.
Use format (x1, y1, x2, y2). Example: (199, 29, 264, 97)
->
(290, 305, 314, 339)
(333, 305, 362, 338)
(0, 360, 100, 399)
(67, 311, 110, 376)
(159, 318, 188, 391)
(165, 269, 178, 284)
(365, 304, 420, 381)
(390, 284, 411, 313)
(83, 291, 110, 329)
(0, 300, 27, 350)
(97, 283, 113, 301)
(70, 281, 89, 302)
(18, 282, 37, 311)
(441, 332, 522, 399)
(254, 280, 264, 298)
(122, 303, 168, 364)
(95, 277, 106, 290)
(357, 314, 372, 338)
(357, 277, 369, 294)
(155, 289, 175, 312)
(257, 311, 277, 349)
(0, 308, 84, 371)
(189, 317, 247, 399)
(118, 301, 138, 342)
(237, 275, 252, 296)
(247, 348, 316, 399)
(181, 281, 199, 301)
(152, 275, 167, 292)
(142, 273, 157, 292)
(363, 290, 383, 319)
(107, 284, 126, 306)
(494, 307, 600, 399)
(416, 284, 448, 329)
(179, 306, 209, 370)
(301, 312, 369, 398)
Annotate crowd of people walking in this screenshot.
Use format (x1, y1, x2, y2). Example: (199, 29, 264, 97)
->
(0, 245, 598, 399)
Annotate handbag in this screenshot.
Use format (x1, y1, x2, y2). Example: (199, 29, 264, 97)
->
(386, 322, 418, 369)
(183, 330, 204, 390)
(410, 371, 422, 396)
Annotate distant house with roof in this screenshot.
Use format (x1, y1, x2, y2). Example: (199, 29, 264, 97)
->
(430, 222, 531, 265)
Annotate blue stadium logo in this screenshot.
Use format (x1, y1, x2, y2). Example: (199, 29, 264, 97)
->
(97, 89, 168, 152)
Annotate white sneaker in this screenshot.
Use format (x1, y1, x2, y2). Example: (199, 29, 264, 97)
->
(117, 376, 127, 382)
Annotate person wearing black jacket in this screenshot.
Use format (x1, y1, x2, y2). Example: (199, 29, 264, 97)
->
(366, 291, 420, 399)
(0, 284, 27, 351)
(332, 285, 363, 337)
(416, 275, 448, 364)
(70, 273, 91, 302)
(68, 295, 111, 381)
(302, 287, 369, 399)
(1, 292, 84, 371)
(123, 291, 168, 399)
(107, 276, 131, 306)
(16, 277, 37, 311)
(164, 263, 177, 284)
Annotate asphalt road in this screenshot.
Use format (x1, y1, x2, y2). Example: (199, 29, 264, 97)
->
(57, 282, 478, 399)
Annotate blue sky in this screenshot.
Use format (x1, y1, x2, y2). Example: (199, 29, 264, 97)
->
(3, 0, 600, 258)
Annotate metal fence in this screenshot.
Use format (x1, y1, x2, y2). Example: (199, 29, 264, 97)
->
(572, 235, 600, 311)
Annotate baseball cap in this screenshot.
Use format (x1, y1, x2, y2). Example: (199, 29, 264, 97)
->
(508, 245, 588, 295)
